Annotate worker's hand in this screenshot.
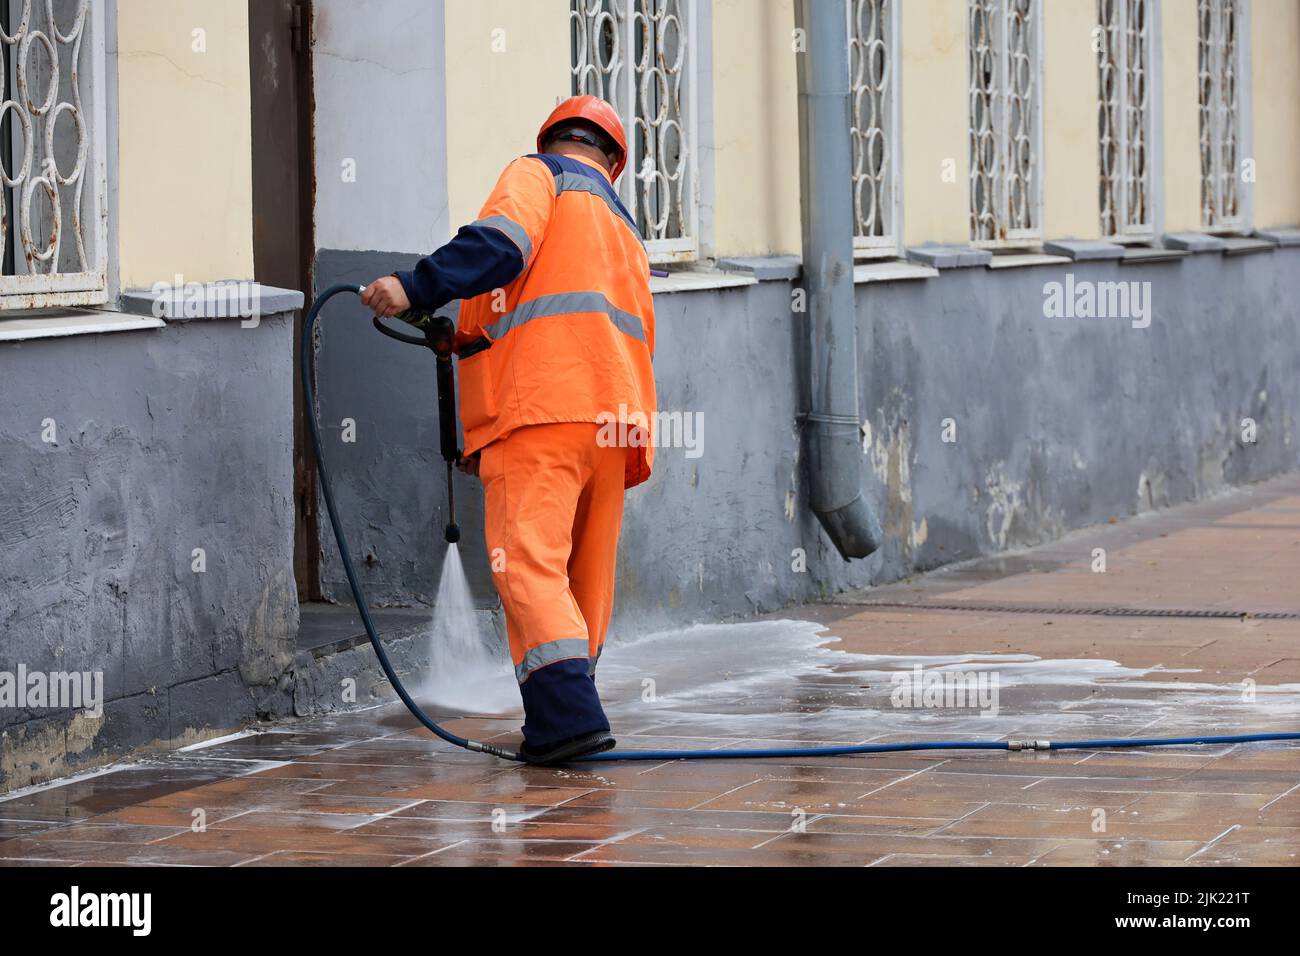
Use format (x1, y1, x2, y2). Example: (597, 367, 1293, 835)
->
(457, 452, 481, 478)
(361, 276, 410, 318)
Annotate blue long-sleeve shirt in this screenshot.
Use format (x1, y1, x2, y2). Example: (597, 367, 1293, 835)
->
(392, 218, 527, 312)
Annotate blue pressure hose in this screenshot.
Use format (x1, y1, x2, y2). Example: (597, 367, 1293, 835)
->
(303, 284, 1300, 763)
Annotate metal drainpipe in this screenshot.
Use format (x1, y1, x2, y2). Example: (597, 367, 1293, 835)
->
(794, 0, 882, 561)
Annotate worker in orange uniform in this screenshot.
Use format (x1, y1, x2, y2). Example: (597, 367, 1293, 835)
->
(362, 97, 655, 764)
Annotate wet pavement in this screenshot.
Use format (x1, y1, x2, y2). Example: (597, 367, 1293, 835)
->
(2, 476, 1298, 866)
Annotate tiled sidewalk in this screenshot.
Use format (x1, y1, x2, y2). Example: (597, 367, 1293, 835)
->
(2, 477, 1298, 866)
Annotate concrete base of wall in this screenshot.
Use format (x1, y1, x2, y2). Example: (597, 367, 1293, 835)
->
(0, 314, 298, 792)
(289, 608, 505, 718)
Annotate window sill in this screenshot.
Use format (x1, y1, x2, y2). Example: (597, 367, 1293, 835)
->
(0, 308, 164, 344)
(854, 260, 938, 284)
(120, 282, 305, 322)
(650, 269, 759, 295)
(1162, 232, 1228, 253)
(1221, 237, 1277, 257)
(1119, 246, 1190, 265)
(986, 252, 1073, 270)
(1256, 227, 1300, 247)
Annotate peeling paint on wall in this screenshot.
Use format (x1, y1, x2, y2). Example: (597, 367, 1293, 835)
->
(983, 462, 1023, 551)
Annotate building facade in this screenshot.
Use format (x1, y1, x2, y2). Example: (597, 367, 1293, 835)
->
(2, 0, 1298, 790)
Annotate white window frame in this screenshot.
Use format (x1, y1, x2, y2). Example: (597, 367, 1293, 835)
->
(0, 0, 109, 310)
(1198, 0, 1247, 233)
(570, 0, 700, 264)
(1097, 0, 1156, 242)
(848, 0, 902, 260)
(968, 0, 1044, 248)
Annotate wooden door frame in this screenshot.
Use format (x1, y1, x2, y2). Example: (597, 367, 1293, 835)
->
(249, 0, 320, 600)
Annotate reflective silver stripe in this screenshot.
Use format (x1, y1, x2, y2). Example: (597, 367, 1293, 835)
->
(588, 646, 603, 676)
(553, 172, 643, 243)
(483, 291, 646, 344)
(473, 214, 533, 263)
(515, 638, 591, 683)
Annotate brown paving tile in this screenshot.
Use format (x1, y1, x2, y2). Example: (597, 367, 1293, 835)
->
(570, 833, 887, 867)
(398, 840, 603, 865)
(872, 852, 1041, 866)
(560, 788, 720, 810)
(152, 826, 453, 858)
(1027, 839, 1218, 866)
(0, 858, 89, 867)
(803, 814, 949, 835)
(237, 850, 421, 867)
(529, 801, 805, 833)
(88, 805, 249, 828)
(939, 803, 1238, 843)
(351, 815, 633, 843)
(1257, 791, 1300, 822)
(0, 836, 261, 866)
(0, 818, 70, 841)
(1113, 791, 1281, 825)
(1185, 841, 1300, 865)
(22, 823, 191, 845)
(206, 810, 388, 832)
(378, 780, 596, 805)
(693, 776, 997, 816)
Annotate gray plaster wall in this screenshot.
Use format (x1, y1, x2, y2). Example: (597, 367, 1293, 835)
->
(309, 247, 1300, 639)
(0, 316, 298, 791)
(632, 249, 1300, 623)
(307, 0, 473, 610)
(312, 248, 495, 609)
(312, 0, 449, 255)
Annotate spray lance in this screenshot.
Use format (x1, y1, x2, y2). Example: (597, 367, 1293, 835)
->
(370, 308, 463, 544)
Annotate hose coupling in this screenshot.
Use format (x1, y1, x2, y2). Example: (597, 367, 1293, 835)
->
(1007, 739, 1053, 751)
(466, 740, 519, 760)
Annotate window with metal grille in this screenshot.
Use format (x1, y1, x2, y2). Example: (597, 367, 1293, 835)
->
(0, 0, 108, 310)
(570, 0, 698, 263)
(1198, 0, 1243, 231)
(968, 0, 1042, 246)
(849, 0, 900, 258)
(1097, 0, 1153, 241)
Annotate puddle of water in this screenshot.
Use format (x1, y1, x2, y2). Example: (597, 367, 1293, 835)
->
(405, 608, 1300, 743)
(595, 620, 1300, 741)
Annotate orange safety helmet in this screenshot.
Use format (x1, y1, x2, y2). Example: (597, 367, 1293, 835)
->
(537, 95, 628, 181)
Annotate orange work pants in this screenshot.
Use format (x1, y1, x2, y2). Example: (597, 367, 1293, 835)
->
(479, 422, 625, 748)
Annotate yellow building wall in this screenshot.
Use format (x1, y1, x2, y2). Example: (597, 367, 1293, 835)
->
(1043, 0, 1101, 239)
(443, 0, 570, 228)
(117, 0, 253, 287)
(711, 0, 801, 256)
(1162, 0, 1202, 232)
(901, 0, 968, 246)
(1252, 0, 1300, 229)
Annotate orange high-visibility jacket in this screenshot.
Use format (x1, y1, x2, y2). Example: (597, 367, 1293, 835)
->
(452, 154, 656, 489)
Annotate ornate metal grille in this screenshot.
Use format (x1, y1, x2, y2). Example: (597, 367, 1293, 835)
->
(1198, 0, 1242, 231)
(570, 0, 697, 262)
(0, 0, 107, 309)
(969, 0, 1042, 245)
(849, 0, 898, 256)
(1097, 0, 1152, 240)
